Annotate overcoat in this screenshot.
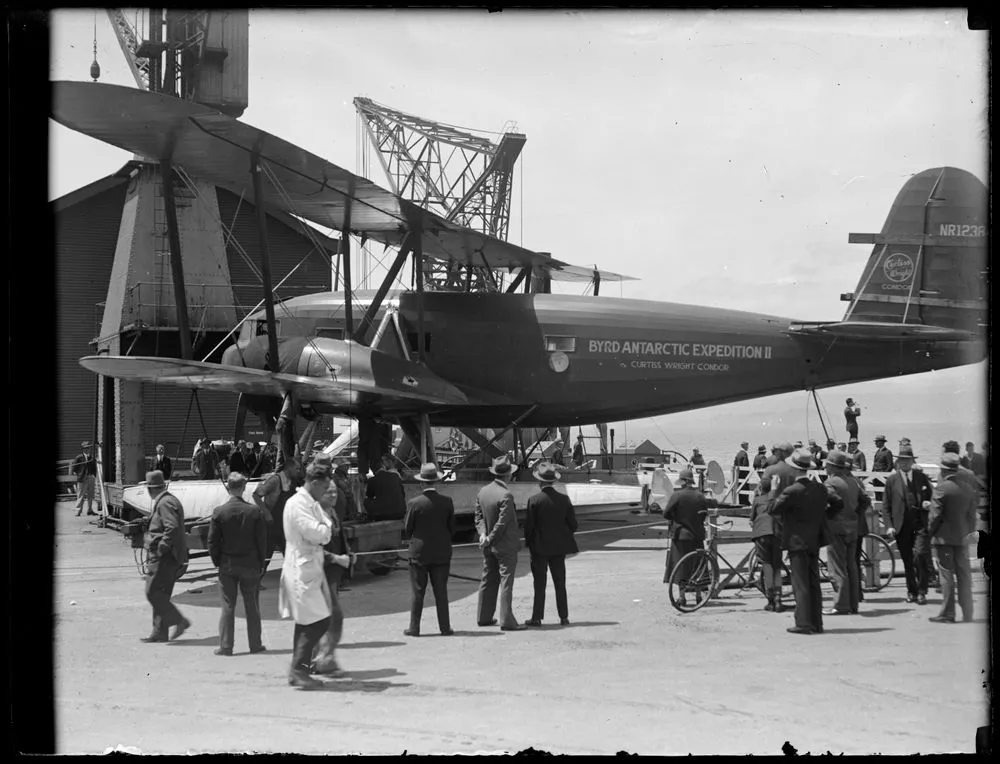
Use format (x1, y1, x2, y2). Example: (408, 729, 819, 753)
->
(279, 487, 333, 625)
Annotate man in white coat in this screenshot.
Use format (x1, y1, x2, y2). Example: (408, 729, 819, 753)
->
(278, 458, 351, 689)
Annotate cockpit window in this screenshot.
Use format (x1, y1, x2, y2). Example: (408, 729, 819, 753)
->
(317, 327, 344, 340)
(256, 320, 279, 337)
(544, 336, 576, 353)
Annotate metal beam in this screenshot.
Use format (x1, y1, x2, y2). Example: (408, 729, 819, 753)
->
(353, 233, 413, 344)
(848, 232, 986, 248)
(250, 155, 281, 372)
(340, 181, 355, 336)
(159, 161, 193, 360)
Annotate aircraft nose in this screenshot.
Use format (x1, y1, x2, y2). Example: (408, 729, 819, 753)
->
(221, 344, 244, 367)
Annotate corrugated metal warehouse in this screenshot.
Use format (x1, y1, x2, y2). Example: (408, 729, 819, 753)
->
(54, 162, 335, 465)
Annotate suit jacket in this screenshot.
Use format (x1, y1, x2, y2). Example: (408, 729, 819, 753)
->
(749, 493, 777, 539)
(147, 491, 188, 566)
(881, 469, 933, 533)
(153, 455, 173, 480)
(823, 473, 870, 540)
(928, 474, 975, 546)
(475, 479, 521, 556)
(208, 495, 267, 570)
(771, 477, 831, 553)
(752, 453, 769, 470)
(525, 486, 579, 557)
(663, 487, 717, 542)
(872, 447, 894, 472)
(404, 488, 456, 565)
(850, 450, 867, 472)
(365, 469, 407, 521)
(762, 461, 800, 498)
(733, 450, 749, 468)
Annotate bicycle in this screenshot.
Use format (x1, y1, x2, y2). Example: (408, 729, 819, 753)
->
(666, 519, 792, 613)
(803, 533, 897, 593)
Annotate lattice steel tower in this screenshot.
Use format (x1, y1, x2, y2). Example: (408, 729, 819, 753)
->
(354, 97, 525, 292)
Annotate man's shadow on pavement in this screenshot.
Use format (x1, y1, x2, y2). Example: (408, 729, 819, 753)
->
(822, 627, 893, 634)
(858, 608, 911, 617)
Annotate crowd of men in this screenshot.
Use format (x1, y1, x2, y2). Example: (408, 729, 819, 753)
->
(128, 440, 580, 690)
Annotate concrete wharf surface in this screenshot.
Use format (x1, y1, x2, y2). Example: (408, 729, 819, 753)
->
(54, 498, 989, 755)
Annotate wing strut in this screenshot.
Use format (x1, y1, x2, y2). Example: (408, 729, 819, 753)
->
(353, 231, 415, 345)
(160, 159, 194, 360)
(340, 179, 355, 336)
(440, 404, 540, 480)
(250, 153, 281, 372)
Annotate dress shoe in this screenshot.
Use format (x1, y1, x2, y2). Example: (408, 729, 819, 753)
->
(905, 594, 917, 603)
(500, 624, 526, 631)
(763, 602, 775, 612)
(140, 634, 168, 643)
(849, 609, 859, 614)
(75, 511, 82, 517)
(962, 615, 974, 623)
(313, 660, 344, 677)
(559, 618, 570, 626)
(477, 619, 498, 627)
(403, 629, 420, 637)
(288, 670, 322, 690)
(440, 629, 455, 636)
(822, 608, 849, 615)
(170, 618, 191, 641)
(916, 594, 927, 605)
(249, 646, 267, 654)
(928, 615, 955, 624)
(214, 648, 233, 656)
(786, 626, 815, 635)
(524, 619, 542, 627)
(87, 511, 97, 516)
(858, 592, 865, 602)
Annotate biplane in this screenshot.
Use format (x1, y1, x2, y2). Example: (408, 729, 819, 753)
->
(53, 81, 988, 465)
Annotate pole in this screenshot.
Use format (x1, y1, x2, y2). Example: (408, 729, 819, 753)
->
(340, 183, 355, 336)
(250, 155, 281, 372)
(414, 230, 425, 363)
(160, 160, 193, 360)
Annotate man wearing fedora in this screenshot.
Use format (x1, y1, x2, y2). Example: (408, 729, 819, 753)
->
(752, 445, 768, 472)
(662, 468, 720, 606)
(844, 398, 861, 440)
(771, 448, 835, 635)
(365, 454, 407, 523)
(734, 442, 750, 469)
(524, 461, 579, 627)
(822, 451, 870, 615)
(208, 472, 267, 656)
(872, 435, 894, 473)
(402, 462, 456, 637)
(141, 470, 191, 643)
(880, 444, 934, 604)
(762, 442, 798, 498)
(153, 443, 173, 481)
(72, 440, 98, 516)
(475, 455, 524, 631)
(847, 438, 866, 472)
(928, 452, 977, 623)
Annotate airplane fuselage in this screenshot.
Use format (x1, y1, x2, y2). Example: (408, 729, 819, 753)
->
(232, 291, 984, 428)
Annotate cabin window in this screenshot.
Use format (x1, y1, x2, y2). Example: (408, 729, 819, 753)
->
(544, 335, 576, 353)
(406, 332, 432, 353)
(256, 320, 280, 337)
(317, 327, 344, 340)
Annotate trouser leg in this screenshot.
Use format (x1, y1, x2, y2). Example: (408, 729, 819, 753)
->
(788, 551, 815, 630)
(896, 522, 918, 595)
(826, 534, 851, 612)
(530, 553, 547, 621)
(218, 570, 238, 650)
(496, 552, 519, 629)
(292, 618, 330, 673)
(239, 568, 263, 650)
(549, 555, 568, 620)
(409, 562, 428, 632)
(476, 550, 500, 624)
(953, 545, 973, 620)
(147, 557, 183, 635)
(428, 563, 451, 632)
(327, 568, 344, 647)
(934, 546, 957, 620)
(844, 537, 859, 612)
(855, 535, 865, 599)
(808, 551, 823, 632)
(913, 526, 931, 595)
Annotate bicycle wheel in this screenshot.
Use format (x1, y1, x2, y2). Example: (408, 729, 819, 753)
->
(667, 550, 719, 613)
(860, 534, 895, 592)
(744, 547, 765, 594)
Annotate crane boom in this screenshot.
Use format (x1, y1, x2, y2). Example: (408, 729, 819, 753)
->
(106, 9, 150, 90)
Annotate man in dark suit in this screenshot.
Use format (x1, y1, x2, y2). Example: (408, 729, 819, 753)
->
(141, 470, 191, 643)
(365, 455, 407, 522)
(734, 442, 750, 470)
(208, 472, 267, 656)
(524, 462, 579, 627)
(880, 445, 934, 604)
(403, 462, 456, 637)
(662, 468, 719, 606)
(872, 435, 894, 472)
(153, 443, 173, 481)
(762, 441, 798, 497)
(475, 455, 524, 631)
(752, 445, 769, 472)
(72, 440, 98, 516)
(822, 451, 870, 615)
(771, 448, 837, 635)
(928, 453, 976, 623)
(848, 437, 867, 472)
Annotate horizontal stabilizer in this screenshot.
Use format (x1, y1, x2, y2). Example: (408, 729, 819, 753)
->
(79, 355, 469, 413)
(787, 321, 973, 341)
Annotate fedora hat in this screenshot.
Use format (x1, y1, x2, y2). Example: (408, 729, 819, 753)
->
(740, 441, 749, 448)
(145, 470, 166, 488)
(896, 445, 916, 460)
(415, 462, 445, 482)
(848, 437, 859, 444)
(758, 445, 767, 452)
(785, 448, 814, 471)
(81, 440, 93, 448)
(940, 452, 961, 471)
(874, 434, 887, 442)
(489, 455, 518, 476)
(677, 468, 695, 484)
(824, 450, 853, 471)
(532, 461, 561, 483)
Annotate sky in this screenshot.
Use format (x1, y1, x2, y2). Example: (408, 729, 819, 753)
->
(48, 9, 989, 460)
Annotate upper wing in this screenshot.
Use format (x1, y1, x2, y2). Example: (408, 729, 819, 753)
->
(52, 81, 633, 284)
(79, 355, 469, 415)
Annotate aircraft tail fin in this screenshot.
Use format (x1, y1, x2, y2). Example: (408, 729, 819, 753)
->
(841, 167, 987, 337)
